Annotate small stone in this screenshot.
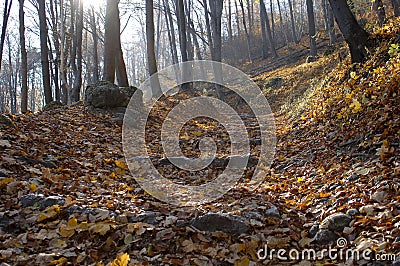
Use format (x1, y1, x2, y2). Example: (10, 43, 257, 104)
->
(308, 224, 320, 238)
(346, 174, 359, 182)
(191, 213, 250, 235)
(312, 229, 339, 245)
(346, 209, 359, 217)
(371, 191, 387, 203)
(359, 205, 375, 216)
(116, 214, 128, 224)
(322, 213, 352, 232)
(265, 204, 280, 219)
(19, 194, 65, 210)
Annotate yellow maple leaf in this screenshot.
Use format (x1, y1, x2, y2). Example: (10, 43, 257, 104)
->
(50, 257, 67, 266)
(234, 257, 250, 266)
(115, 160, 129, 170)
(0, 178, 14, 189)
(29, 183, 37, 192)
(111, 253, 130, 266)
(90, 222, 110, 235)
(349, 99, 362, 113)
(37, 205, 61, 222)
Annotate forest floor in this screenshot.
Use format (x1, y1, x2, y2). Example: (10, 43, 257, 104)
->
(1, 19, 400, 266)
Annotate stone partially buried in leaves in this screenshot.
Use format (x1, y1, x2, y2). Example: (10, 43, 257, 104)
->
(321, 212, 352, 232)
(191, 213, 250, 235)
(312, 229, 339, 245)
(85, 81, 130, 108)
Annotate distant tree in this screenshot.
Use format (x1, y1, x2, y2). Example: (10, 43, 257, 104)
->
(19, 0, 28, 113)
(372, 0, 386, 27)
(38, 0, 53, 105)
(146, 0, 162, 97)
(306, 0, 317, 57)
(393, 0, 400, 16)
(239, 0, 252, 62)
(328, 0, 370, 63)
(260, 0, 278, 58)
(0, 0, 13, 72)
(71, 0, 83, 103)
(288, 0, 299, 44)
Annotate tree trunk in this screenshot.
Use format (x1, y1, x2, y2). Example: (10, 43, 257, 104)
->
(208, 0, 224, 100)
(234, 0, 241, 38)
(19, 0, 28, 113)
(327, 1, 335, 45)
(227, 0, 233, 41)
(288, 0, 298, 43)
(372, 0, 386, 27)
(276, 0, 288, 46)
(270, 0, 275, 39)
(260, 0, 278, 58)
(203, 0, 214, 56)
(38, 0, 53, 105)
(164, 0, 179, 65)
(392, 0, 400, 16)
(176, 0, 191, 91)
(239, 0, 252, 62)
(103, 0, 119, 83)
(59, 0, 68, 104)
(90, 7, 99, 82)
(116, 46, 129, 87)
(328, 0, 370, 63)
(146, 0, 162, 97)
(71, 0, 83, 102)
(306, 0, 317, 57)
(260, 0, 269, 58)
(0, 0, 12, 72)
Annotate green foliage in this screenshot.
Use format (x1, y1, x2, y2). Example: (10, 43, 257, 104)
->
(388, 43, 399, 57)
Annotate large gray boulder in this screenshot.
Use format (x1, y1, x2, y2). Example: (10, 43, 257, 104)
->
(85, 81, 140, 109)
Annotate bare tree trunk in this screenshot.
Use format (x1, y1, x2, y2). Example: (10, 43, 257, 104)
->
(0, 0, 12, 72)
(392, 0, 400, 16)
(176, 0, 191, 91)
(146, 0, 162, 97)
(288, 0, 298, 44)
(71, 0, 83, 102)
(276, 0, 288, 46)
(90, 7, 99, 82)
(234, 0, 241, 38)
(164, 0, 179, 65)
(19, 0, 28, 113)
(203, 0, 214, 56)
(38, 0, 53, 105)
(208, 0, 224, 100)
(227, 0, 233, 41)
(49, 0, 61, 102)
(246, 0, 252, 36)
(239, 0, 252, 62)
(185, 0, 194, 61)
(306, 0, 317, 57)
(116, 46, 129, 87)
(260, 0, 269, 59)
(270, 0, 275, 39)
(372, 0, 386, 27)
(103, 0, 119, 83)
(328, 0, 370, 63)
(59, 0, 68, 104)
(260, 0, 278, 58)
(327, 1, 335, 45)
